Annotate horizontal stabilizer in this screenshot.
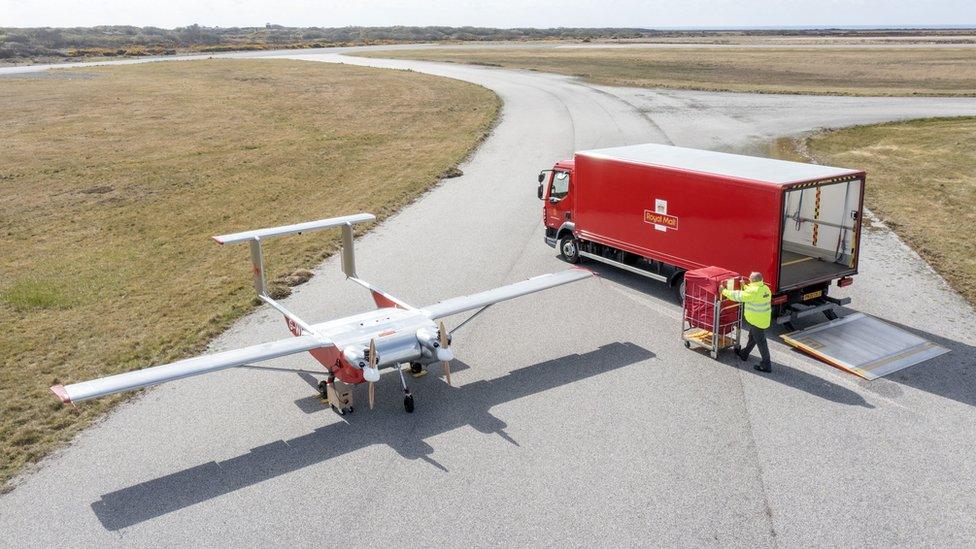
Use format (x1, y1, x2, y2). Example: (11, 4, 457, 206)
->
(422, 268, 593, 319)
(52, 334, 329, 404)
(212, 213, 375, 245)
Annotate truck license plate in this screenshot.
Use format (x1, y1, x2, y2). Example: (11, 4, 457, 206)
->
(803, 290, 823, 301)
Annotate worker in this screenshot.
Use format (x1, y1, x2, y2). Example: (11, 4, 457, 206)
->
(722, 272, 772, 373)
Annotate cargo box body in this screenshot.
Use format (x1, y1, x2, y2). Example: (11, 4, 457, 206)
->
(540, 143, 865, 305)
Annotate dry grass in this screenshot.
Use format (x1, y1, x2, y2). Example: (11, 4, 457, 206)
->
(773, 117, 976, 306)
(356, 47, 976, 96)
(0, 59, 498, 489)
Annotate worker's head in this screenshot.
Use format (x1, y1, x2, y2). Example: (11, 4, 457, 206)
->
(749, 272, 763, 283)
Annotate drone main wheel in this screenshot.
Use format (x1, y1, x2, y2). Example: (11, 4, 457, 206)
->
(410, 363, 423, 374)
(403, 395, 415, 414)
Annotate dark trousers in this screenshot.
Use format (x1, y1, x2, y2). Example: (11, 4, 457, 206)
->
(743, 321, 771, 367)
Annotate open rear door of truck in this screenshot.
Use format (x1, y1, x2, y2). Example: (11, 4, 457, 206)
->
(779, 176, 863, 291)
(781, 313, 948, 380)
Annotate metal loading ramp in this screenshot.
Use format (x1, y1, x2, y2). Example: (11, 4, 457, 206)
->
(780, 313, 949, 380)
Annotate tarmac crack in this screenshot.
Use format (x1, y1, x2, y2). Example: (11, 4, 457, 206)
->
(731, 367, 780, 547)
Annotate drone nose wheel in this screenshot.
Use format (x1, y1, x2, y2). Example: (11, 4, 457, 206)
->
(397, 365, 415, 413)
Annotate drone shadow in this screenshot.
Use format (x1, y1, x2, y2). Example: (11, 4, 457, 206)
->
(91, 341, 654, 530)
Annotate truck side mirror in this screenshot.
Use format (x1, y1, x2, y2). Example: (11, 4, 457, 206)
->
(537, 172, 545, 183)
(537, 184, 543, 200)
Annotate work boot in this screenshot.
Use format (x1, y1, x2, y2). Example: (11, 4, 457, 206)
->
(736, 349, 748, 362)
(754, 363, 772, 373)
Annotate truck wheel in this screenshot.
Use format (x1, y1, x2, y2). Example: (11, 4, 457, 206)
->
(559, 235, 581, 264)
(674, 275, 686, 305)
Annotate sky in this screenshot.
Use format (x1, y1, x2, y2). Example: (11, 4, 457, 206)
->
(2, 0, 974, 29)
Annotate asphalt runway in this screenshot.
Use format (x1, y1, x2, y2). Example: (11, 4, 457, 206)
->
(2, 48, 976, 547)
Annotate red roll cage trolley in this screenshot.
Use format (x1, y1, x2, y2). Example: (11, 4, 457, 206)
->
(681, 267, 743, 359)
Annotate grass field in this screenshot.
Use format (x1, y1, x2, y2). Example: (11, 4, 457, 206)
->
(773, 117, 976, 306)
(0, 59, 498, 489)
(356, 47, 976, 96)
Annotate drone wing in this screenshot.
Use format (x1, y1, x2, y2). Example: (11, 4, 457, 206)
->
(51, 334, 329, 405)
(421, 268, 592, 320)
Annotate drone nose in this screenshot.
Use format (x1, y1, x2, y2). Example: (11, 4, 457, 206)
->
(436, 347, 454, 362)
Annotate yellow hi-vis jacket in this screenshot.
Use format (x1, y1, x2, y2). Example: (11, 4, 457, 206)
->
(722, 281, 772, 329)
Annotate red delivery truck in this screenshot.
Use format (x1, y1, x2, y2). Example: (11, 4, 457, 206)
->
(537, 143, 865, 327)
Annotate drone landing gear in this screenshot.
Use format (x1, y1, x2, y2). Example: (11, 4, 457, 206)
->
(409, 362, 427, 378)
(319, 376, 353, 415)
(398, 365, 415, 414)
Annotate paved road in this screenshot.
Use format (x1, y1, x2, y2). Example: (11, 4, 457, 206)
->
(3, 50, 976, 547)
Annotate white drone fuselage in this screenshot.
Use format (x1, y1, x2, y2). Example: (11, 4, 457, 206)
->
(324, 307, 445, 378)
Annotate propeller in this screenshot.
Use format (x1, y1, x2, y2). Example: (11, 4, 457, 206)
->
(365, 338, 378, 409)
(437, 320, 454, 385)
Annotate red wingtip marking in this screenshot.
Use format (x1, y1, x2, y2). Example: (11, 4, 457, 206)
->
(50, 385, 71, 405)
(573, 266, 598, 276)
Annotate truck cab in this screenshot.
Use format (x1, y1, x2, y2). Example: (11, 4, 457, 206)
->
(539, 159, 576, 253)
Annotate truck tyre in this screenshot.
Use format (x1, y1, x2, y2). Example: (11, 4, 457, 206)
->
(559, 235, 581, 264)
(674, 274, 686, 305)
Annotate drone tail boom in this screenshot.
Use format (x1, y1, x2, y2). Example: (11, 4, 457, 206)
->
(348, 276, 414, 310)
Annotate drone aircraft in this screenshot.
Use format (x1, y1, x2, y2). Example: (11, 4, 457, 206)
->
(51, 213, 592, 414)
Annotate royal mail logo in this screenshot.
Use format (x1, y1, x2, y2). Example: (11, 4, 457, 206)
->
(644, 210, 679, 231)
(286, 317, 301, 336)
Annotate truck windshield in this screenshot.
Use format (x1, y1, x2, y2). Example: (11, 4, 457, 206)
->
(551, 171, 570, 200)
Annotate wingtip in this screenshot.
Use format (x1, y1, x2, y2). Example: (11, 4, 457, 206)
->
(211, 236, 225, 245)
(572, 266, 597, 277)
(50, 384, 71, 405)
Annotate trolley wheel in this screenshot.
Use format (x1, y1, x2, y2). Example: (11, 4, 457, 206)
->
(824, 309, 839, 321)
(559, 235, 581, 264)
(403, 394, 415, 414)
(331, 404, 344, 416)
(684, 341, 691, 349)
(734, 345, 741, 354)
(710, 350, 718, 359)
(317, 380, 329, 398)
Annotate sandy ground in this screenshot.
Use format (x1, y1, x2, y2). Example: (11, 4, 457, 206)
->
(2, 48, 976, 547)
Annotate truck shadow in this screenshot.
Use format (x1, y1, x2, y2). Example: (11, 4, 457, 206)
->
(583, 261, 872, 407)
(90, 341, 654, 531)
